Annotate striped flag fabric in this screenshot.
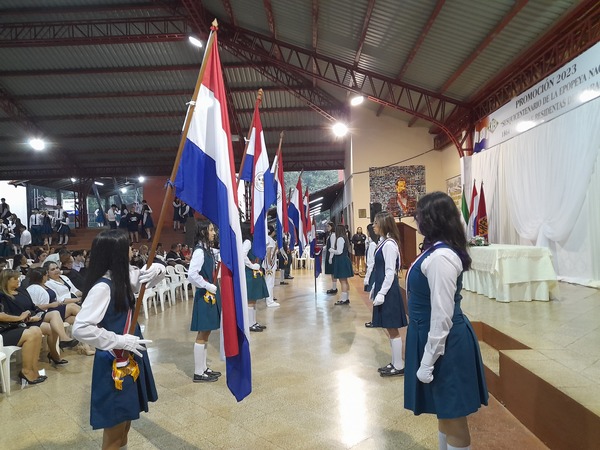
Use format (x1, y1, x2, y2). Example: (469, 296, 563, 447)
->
(303, 187, 311, 244)
(467, 180, 479, 239)
(173, 28, 251, 401)
(477, 182, 488, 239)
(245, 104, 275, 260)
(288, 176, 306, 255)
(270, 150, 288, 250)
(310, 217, 322, 278)
(460, 185, 469, 231)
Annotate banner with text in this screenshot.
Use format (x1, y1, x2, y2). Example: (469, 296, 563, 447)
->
(474, 42, 600, 152)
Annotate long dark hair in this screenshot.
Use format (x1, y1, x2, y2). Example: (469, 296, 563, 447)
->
(374, 211, 402, 247)
(194, 220, 213, 249)
(366, 223, 378, 243)
(334, 224, 350, 252)
(415, 191, 471, 270)
(27, 267, 47, 285)
(82, 230, 134, 313)
(241, 222, 252, 242)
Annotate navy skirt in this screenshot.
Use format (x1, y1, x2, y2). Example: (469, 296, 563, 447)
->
(90, 330, 158, 429)
(190, 288, 221, 331)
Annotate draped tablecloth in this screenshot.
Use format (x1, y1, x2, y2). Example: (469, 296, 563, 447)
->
(462, 244, 559, 302)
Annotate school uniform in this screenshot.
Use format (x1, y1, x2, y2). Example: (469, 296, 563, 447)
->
(329, 237, 354, 280)
(72, 266, 164, 429)
(324, 232, 336, 275)
(189, 245, 221, 332)
(243, 240, 269, 301)
(404, 243, 488, 419)
(370, 238, 408, 328)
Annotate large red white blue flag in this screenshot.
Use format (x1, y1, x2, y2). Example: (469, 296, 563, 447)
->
(174, 28, 251, 401)
(288, 176, 306, 255)
(270, 149, 288, 250)
(245, 105, 275, 260)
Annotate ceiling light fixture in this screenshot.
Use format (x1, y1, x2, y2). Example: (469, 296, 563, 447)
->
(332, 122, 349, 137)
(350, 95, 364, 106)
(29, 138, 46, 151)
(138, 176, 145, 183)
(94, 181, 104, 186)
(188, 36, 203, 48)
(309, 197, 324, 204)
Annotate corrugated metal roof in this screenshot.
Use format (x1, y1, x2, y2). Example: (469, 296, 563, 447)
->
(0, 0, 592, 179)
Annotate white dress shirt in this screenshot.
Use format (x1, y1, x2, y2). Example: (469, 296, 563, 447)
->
(420, 246, 464, 367)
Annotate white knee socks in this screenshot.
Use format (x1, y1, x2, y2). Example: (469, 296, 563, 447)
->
(248, 307, 256, 325)
(391, 337, 404, 369)
(194, 343, 206, 375)
(331, 279, 337, 289)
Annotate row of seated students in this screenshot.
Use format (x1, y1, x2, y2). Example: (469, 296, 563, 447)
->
(0, 238, 194, 385)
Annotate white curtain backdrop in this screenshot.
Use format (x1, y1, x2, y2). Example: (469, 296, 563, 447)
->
(468, 98, 600, 287)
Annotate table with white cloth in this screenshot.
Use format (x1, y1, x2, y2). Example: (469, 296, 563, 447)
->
(462, 244, 559, 302)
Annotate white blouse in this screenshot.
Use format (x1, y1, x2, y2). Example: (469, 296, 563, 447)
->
(188, 246, 213, 290)
(72, 265, 164, 351)
(46, 275, 79, 302)
(419, 246, 464, 367)
(26, 284, 54, 307)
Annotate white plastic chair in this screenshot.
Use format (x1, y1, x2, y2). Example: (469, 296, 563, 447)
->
(0, 334, 22, 396)
(165, 266, 184, 303)
(0, 351, 7, 395)
(154, 278, 172, 310)
(137, 287, 157, 318)
(175, 264, 195, 300)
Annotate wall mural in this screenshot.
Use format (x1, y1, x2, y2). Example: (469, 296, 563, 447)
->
(369, 165, 425, 218)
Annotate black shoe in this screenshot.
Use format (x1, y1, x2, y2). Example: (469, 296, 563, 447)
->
(193, 372, 218, 383)
(59, 339, 79, 349)
(280, 281, 289, 285)
(285, 276, 294, 280)
(47, 353, 69, 366)
(256, 323, 267, 329)
(365, 321, 373, 328)
(334, 299, 350, 305)
(326, 289, 338, 294)
(18, 371, 46, 385)
(380, 366, 404, 377)
(378, 363, 393, 373)
(204, 368, 221, 377)
(249, 324, 263, 332)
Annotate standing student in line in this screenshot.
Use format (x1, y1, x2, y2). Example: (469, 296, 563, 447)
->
(72, 230, 165, 450)
(188, 220, 222, 383)
(57, 211, 70, 245)
(370, 211, 408, 376)
(324, 221, 337, 294)
(241, 224, 269, 332)
(141, 200, 154, 241)
(329, 223, 354, 305)
(363, 223, 379, 328)
(404, 192, 488, 450)
(264, 225, 280, 308)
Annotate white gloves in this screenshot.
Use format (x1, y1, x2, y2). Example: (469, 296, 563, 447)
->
(251, 263, 261, 271)
(328, 255, 333, 264)
(373, 293, 385, 306)
(117, 334, 152, 357)
(139, 263, 166, 286)
(416, 362, 434, 383)
(205, 283, 217, 294)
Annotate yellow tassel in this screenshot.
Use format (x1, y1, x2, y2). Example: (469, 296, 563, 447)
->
(112, 354, 140, 390)
(203, 291, 216, 305)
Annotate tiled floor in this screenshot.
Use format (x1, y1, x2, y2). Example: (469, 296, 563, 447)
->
(3, 268, 596, 449)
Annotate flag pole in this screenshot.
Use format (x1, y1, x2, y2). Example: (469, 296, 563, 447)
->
(236, 89, 264, 190)
(128, 20, 220, 334)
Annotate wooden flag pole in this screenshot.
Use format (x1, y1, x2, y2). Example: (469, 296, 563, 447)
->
(129, 20, 220, 334)
(236, 89, 264, 190)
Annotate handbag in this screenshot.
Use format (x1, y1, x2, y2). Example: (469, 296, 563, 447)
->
(0, 321, 27, 332)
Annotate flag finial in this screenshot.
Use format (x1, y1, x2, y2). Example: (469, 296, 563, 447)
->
(257, 88, 264, 101)
(212, 19, 219, 28)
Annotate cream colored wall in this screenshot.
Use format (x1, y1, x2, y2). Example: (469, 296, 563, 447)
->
(347, 107, 461, 232)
